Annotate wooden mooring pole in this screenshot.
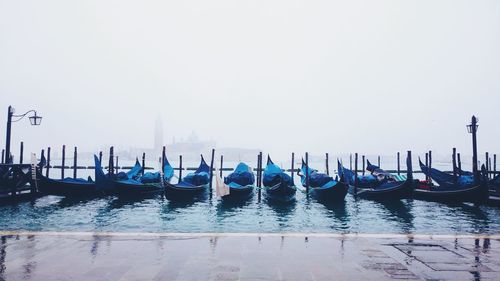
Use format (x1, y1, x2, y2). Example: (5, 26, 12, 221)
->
(494, 154, 497, 176)
(305, 152, 310, 193)
(73, 147, 77, 179)
(142, 153, 146, 176)
(19, 141, 24, 164)
(457, 153, 462, 172)
(349, 153, 352, 171)
(485, 152, 489, 179)
(397, 152, 400, 175)
(178, 155, 183, 183)
(209, 149, 215, 196)
(220, 155, 224, 178)
(362, 155, 365, 175)
(325, 153, 330, 175)
(46, 147, 51, 177)
(377, 155, 380, 168)
(354, 153, 358, 185)
(425, 153, 429, 181)
(61, 145, 66, 179)
(428, 150, 432, 180)
(1, 149, 4, 164)
(291, 152, 295, 184)
(452, 148, 457, 180)
(109, 147, 114, 176)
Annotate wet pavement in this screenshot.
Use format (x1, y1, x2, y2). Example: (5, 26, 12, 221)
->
(0, 232, 498, 281)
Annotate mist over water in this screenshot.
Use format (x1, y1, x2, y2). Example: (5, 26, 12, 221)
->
(0, 1, 499, 161)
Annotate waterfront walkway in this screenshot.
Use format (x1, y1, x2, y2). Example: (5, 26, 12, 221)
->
(0, 232, 498, 280)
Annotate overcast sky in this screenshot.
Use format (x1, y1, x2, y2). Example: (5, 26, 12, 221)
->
(0, 0, 499, 161)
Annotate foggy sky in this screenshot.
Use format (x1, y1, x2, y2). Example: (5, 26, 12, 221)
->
(1, 0, 499, 160)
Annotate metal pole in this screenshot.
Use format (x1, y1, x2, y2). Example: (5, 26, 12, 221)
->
(5, 106, 13, 163)
(471, 116, 479, 181)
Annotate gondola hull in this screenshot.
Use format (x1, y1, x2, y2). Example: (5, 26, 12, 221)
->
(309, 182, 348, 202)
(221, 186, 254, 201)
(112, 181, 164, 196)
(348, 180, 414, 200)
(414, 183, 489, 203)
(264, 182, 296, 202)
(35, 175, 99, 197)
(164, 182, 209, 200)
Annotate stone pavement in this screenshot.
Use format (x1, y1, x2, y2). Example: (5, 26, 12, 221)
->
(0, 232, 498, 281)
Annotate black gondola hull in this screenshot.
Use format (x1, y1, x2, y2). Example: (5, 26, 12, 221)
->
(264, 182, 296, 202)
(164, 182, 209, 200)
(35, 175, 99, 197)
(309, 182, 348, 202)
(414, 183, 489, 203)
(348, 180, 414, 200)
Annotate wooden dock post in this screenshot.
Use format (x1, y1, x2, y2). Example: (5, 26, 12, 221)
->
(428, 150, 432, 179)
(73, 147, 77, 179)
(162, 146, 166, 173)
(407, 151, 413, 181)
(485, 152, 489, 179)
(209, 149, 215, 196)
(109, 147, 114, 176)
(397, 152, 401, 175)
(362, 155, 365, 175)
(291, 152, 295, 183)
(46, 147, 51, 177)
(61, 145, 66, 179)
(494, 154, 497, 176)
(178, 155, 183, 183)
(142, 153, 146, 176)
(325, 153, 330, 175)
(452, 148, 457, 180)
(349, 153, 352, 171)
(425, 153, 429, 181)
(115, 156, 119, 174)
(220, 155, 224, 178)
(19, 141, 24, 164)
(354, 153, 358, 185)
(457, 153, 462, 172)
(305, 152, 310, 192)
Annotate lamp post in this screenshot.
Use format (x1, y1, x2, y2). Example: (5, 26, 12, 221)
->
(4, 105, 42, 163)
(466, 115, 479, 181)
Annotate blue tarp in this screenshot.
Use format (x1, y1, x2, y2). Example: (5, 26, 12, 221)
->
(420, 159, 476, 187)
(225, 162, 255, 186)
(263, 157, 293, 187)
(300, 161, 334, 187)
(180, 156, 210, 186)
(140, 172, 161, 183)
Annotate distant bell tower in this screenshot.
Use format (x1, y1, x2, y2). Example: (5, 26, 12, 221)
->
(154, 116, 164, 151)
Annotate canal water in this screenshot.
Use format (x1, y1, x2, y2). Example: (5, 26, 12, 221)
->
(1, 158, 498, 234)
(0, 192, 499, 234)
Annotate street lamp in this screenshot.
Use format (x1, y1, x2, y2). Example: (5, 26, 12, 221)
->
(4, 105, 42, 163)
(467, 116, 479, 181)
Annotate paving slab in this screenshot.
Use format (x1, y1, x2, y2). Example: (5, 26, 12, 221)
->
(0, 232, 498, 281)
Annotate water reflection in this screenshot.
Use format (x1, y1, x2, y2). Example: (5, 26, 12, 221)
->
(376, 199, 414, 233)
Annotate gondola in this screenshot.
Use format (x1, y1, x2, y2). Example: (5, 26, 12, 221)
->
(414, 160, 489, 203)
(337, 155, 414, 200)
(94, 155, 164, 196)
(164, 155, 211, 200)
(34, 154, 99, 196)
(220, 162, 255, 201)
(262, 156, 296, 202)
(298, 160, 347, 202)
